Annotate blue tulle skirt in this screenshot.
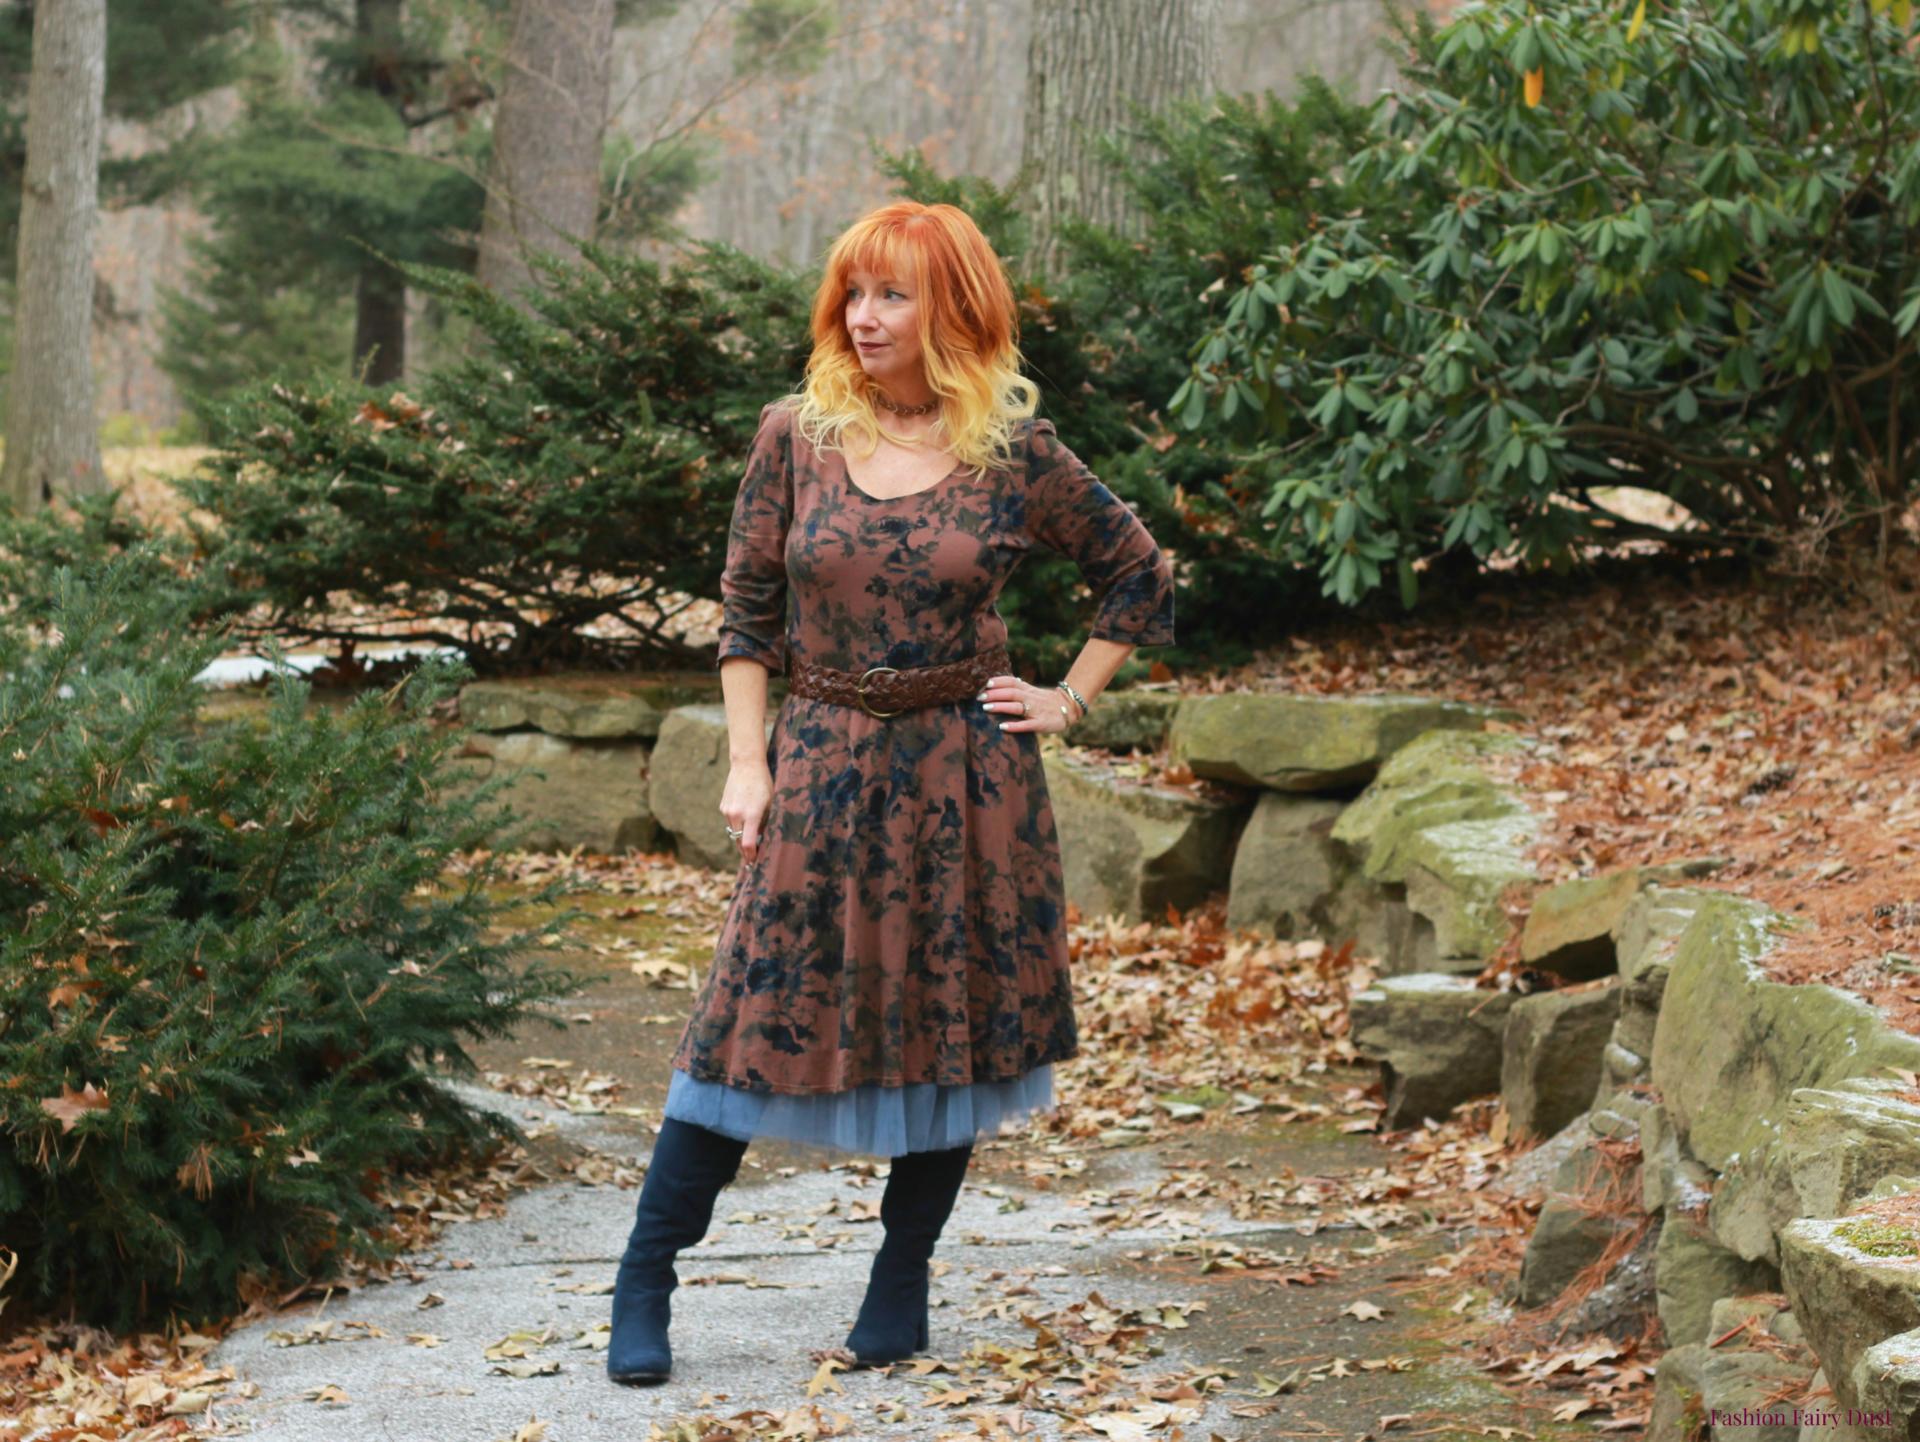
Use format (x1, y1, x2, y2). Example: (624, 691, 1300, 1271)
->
(661, 1063, 1057, 1158)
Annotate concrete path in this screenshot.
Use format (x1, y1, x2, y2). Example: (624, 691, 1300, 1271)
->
(197, 894, 1611, 1442)
(201, 1072, 1577, 1442)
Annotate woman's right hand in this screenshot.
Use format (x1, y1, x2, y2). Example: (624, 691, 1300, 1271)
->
(719, 761, 775, 864)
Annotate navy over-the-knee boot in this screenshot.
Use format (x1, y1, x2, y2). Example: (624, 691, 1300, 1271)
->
(607, 1116, 749, 1385)
(844, 1141, 974, 1364)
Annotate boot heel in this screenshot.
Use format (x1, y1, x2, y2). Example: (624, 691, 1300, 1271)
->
(845, 1255, 929, 1364)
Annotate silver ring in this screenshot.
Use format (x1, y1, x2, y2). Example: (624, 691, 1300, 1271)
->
(725, 825, 743, 839)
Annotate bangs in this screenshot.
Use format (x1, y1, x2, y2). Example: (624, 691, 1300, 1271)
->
(842, 232, 918, 290)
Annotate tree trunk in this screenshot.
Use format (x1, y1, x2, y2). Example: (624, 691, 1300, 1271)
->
(353, 0, 407, 385)
(1020, 0, 1222, 287)
(475, 0, 616, 309)
(3, 0, 108, 512)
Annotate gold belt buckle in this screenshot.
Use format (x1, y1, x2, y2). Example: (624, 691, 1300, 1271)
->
(855, 665, 902, 717)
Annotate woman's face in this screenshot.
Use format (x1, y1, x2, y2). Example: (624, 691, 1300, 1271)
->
(844, 265, 924, 387)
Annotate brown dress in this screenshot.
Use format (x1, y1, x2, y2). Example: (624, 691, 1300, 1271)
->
(668, 399, 1175, 1109)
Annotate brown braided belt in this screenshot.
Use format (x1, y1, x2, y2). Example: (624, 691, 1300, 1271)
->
(787, 644, 1010, 718)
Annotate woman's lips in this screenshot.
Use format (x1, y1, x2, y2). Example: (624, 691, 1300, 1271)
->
(858, 342, 887, 352)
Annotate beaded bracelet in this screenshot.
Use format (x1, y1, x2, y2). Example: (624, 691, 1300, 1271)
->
(1055, 681, 1089, 722)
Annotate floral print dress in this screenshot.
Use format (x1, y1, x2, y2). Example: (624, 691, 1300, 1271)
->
(662, 399, 1175, 1157)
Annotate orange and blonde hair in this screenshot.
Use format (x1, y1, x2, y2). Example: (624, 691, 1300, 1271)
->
(780, 201, 1039, 479)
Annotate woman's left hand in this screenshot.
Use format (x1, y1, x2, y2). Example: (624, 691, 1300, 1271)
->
(977, 673, 1079, 733)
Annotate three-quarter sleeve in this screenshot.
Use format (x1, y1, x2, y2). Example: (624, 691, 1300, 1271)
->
(714, 401, 793, 674)
(1024, 418, 1175, 648)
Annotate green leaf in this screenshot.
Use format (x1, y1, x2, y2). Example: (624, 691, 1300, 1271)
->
(1180, 379, 1207, 429)
(1333, 551, 1358, 603)
(1168, 376, 1193, 419)
(1894, 290, 1920, 338)
(1820, 265, 1856, 326)
(1310, 383, 1347, 427)
(1512, 25, 1542, 72)
(1333, 498, 1358, 544)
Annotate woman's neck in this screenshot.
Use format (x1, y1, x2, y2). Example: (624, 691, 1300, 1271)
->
(878, 412, 943, 447)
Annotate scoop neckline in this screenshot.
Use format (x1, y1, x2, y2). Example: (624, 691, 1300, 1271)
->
(833, 442, 972, 503)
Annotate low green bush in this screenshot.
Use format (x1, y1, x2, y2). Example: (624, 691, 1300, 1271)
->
(0, 552, 594, 1329)
(173, 241, 812, 675)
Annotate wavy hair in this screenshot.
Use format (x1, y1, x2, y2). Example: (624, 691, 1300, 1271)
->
(780, 201, 1039, 480)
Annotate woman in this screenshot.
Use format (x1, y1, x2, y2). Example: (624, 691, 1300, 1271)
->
(607, 200, 1175, 1386)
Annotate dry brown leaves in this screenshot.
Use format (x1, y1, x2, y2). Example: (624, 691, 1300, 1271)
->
(1201, 541, 1920, 1027)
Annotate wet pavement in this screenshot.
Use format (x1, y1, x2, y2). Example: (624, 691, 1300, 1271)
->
(198, 881, 1610, 1442)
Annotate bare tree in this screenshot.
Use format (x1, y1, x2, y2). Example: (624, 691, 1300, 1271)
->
(1020, 0, 1221, 286)
(4, 0, 108, 512)
(476, 0, 617, 308)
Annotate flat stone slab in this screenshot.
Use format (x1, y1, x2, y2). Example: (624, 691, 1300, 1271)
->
(460, 673, 726, 740)
(1501, 980, 1622, 1144)
(1329, 728, 1543, 967)
(1520, 859, 1730, 981)
(1169, 692, 1520, 792)
(445, 730, 659, 854)
(1042, 743, 1250, 923)
(1781, 1202, 1920, 1416)
(1224, 791, 1349, 939)
(1349, 973, 1517, 1127)
(1060, 686, 1179, 753)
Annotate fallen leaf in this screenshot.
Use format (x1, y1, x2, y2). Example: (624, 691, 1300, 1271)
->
(40, 1081, 109, 1133)
(489, 1359, 561, 1379)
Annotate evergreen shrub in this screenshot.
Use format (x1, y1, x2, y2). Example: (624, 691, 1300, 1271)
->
(0, 553, 594, 1329)
(174, 243, 813, 676)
